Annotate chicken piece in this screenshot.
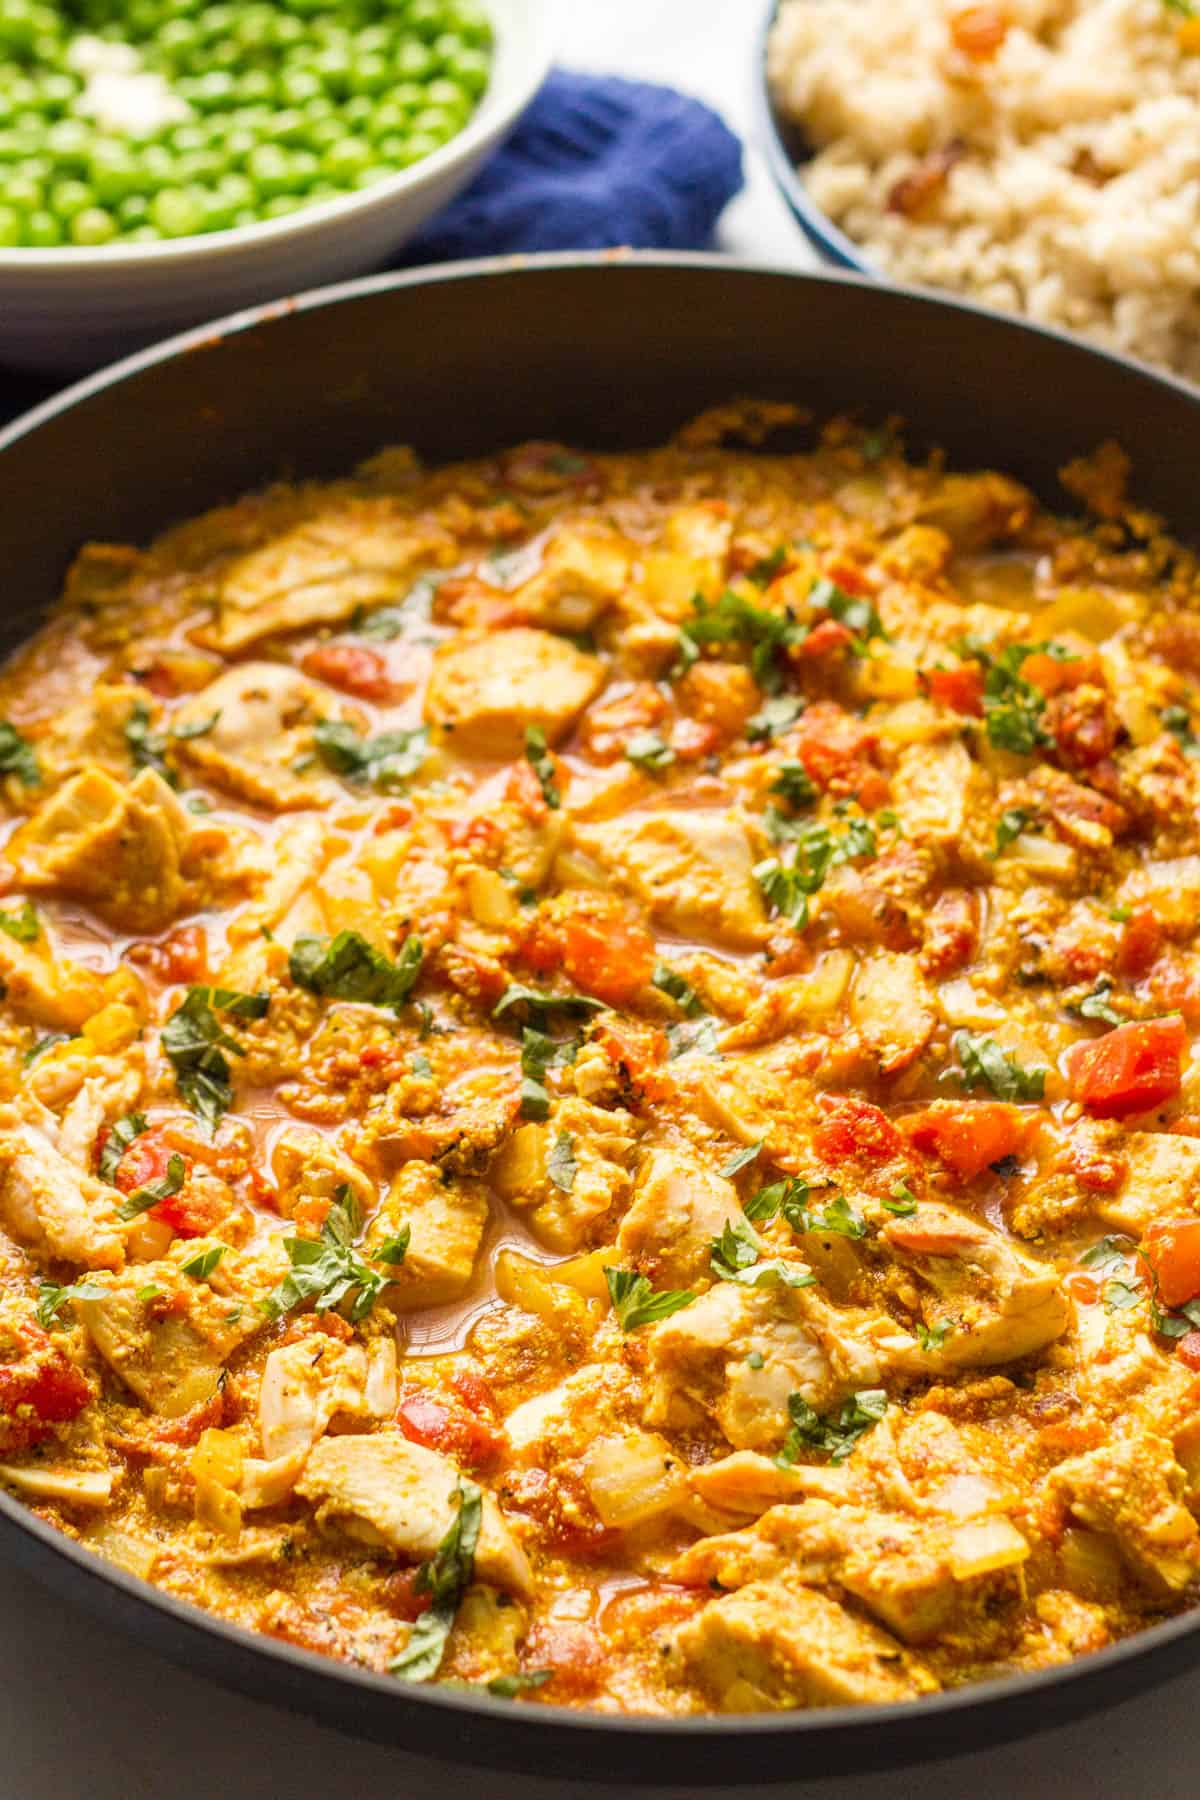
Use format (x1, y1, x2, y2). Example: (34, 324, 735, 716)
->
(200, 507, 449, 653)
(224, 819, 334, 947)
(364, 1160, 489, 1309)
(670, 1498, 1029, 1647)
(615, 1149, 740, 1289)
(0, 1463, 111, 1506)
(424, 627, 604, 756)
(257, 1334, 396, 1460)
(688, 1450, 857, 1517)
(491, 1098, 637, 1254)
(668, 1578, 937, 1709)
(891, 740, 991, 864)
(1093, 1132, 1200, 1237)
(513, 527, 630, 631)
(0, 1122, 124, 1271)
(172, 663, 338, 811)
(78, 1261, 257, 1416)
(572, 809, 767, 951)
(503, 1363, 638, 1457)
(883, 1204, 1070, 1370)
(296, 1430, 533, 1595)
(54, 1070, 143, 1174)
(644, 1282, 915, 1451)
(8, 765, 192, 932)
(36, 683, 145, 785)
(848, 952, 936, 1077)
(0, 923, 107, 1032)
(1051, 1430, 1200, 1597)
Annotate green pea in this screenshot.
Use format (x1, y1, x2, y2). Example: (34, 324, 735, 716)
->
(266, 106, 307, 144)
(0, 203, 22, 247)
(48, 176, 93, 220)
(353, 163, 396, 190)
(198, 4, 234, 38)
(348, 50, 390, 94)
(342, 94, 374, 128)
(368, 100, 409, 141)
(200, 188, 236, 230)
(408, 105, 459, 143)
(24, 207, 62, 245)
(262, 192, 304, 218)
(444, 0, 491, 45)
(387, 80, 427, 113)
(0, 0, 38, 55)
(116, 192, 151, 229)
(393, 39, 434, 81)
(207, 37, 242, 70)
(231, 205, 257, 227)
(245, 140, 292, 196)
(88, 143, 141, 205)
(311, 45, 352, 94)
(125, 224, 162, 241)
(305, 114, 343, 152)
(45, 117, 91, 167)
(5, 171, 42, 212)
(216, 170, 254, 208)
(272, 13, 302, 46)
(140, 144, 176, 189)
(278, 67, 322, 106)
(70, 204, 117, 246)
(36, 68, 77, 109)
(423, 76, 470, 118)
(395, 130, 440, 166)
(219, 127, 259, 162)
(169, 123, 209, 155)
(157, 19, 200, 61)
(151, 186, 204, 236)
(448, 47, 490, 97)
(321, 135, 371, 183)
(190, 69, 238, 109)
(407, 0, 449, 40)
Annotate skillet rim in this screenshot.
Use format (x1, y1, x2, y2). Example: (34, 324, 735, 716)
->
(2, 251, 1200, 1781)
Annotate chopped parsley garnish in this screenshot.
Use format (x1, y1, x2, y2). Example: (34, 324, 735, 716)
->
(487, 1671, 554, 1699)
(665, 1015, 721, 1059)
(884, 1179, 919, 1216)
(262, 1189, 388, 1324)
(747, 696, 804, 743)
(493, 983, 603, 1028)
(748, 546, 788, 587)
(389, 1481, 482, 1683)
(23, 1032, 69, 1065)
(0, 720, 39, 786)
(1162, 704, 1200, 757)
(518, 1027, 557, 1120)
(955, 639, 1074, 757)
(624, 730, 675, 774)
(652, 962, 703, 1017)
(790, 1192, 867, 1239)
(125, 698, 176, 785)
(604, 1267, 696, 1331)
(950, 1029, 1047, 1102)
(777, 1389, 888, 1467)
(411, 1053, 433, 1079)
(162, 985, 269, 1133)
(1103, 1279, 1142, 1314)
(290, 930, 423, 1013)
(744, 1175, 811, 1225)
(118, 1151, 186, 1221)
(524, 725, 561, 809)
(1079, 1234, 1136, 1273)
(0, 900, 37, 944)
(97, 1112, 148, 1184)
(676, 589, 802, 691)
(354, 578, 436, 640)
(709, 1218, 815, 1290)
(546, 1130, 577, 1192)
(313, 719, 428, 789)
(916, 1320, 951, 1350)
(811, 578, 888, 650)
(1070, 977, 1123, 1028)
(35, 1278, 106, 1329)
(992, 806, 1032, 858)
(180, 1244, 226, 1281)
(769, 760, 818, 810)
(719, 1141, 764, 1179)
(376, 1225, 412, 1265)
(754, 816, 874, 931)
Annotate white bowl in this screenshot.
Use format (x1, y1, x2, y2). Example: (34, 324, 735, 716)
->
(0, 0, 557, 373)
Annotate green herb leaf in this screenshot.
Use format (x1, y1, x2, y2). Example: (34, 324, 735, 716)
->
(665, 1015, 721, 1060)
(524, 725, 561, 809)
(955, 641, 1074, 757)
(709, 1218, 814, 1290)
(951, 1030, 1047, 1102)
(35, 1277, 107, 1329)
(604, 1267, 696, 1331)
(624, 730, 675, 774)
(118, 1151, 186, 1221)
(1071, 977, 1123, 1028)
(354, 579, 437, 640)
(411, 1053, 433, 1079)
(719, 1141, 763, 1179)
(748, 546, 788, 587)
(518, 1027, 557, 1120)
(777, 1389, 888, 1467)
(1102, 1278, 1143, 1314)
(883, 1179, 919, 1217)
(487, 1670, 554, 1699)
(992, 807, 1032, 858)
(676, 589, 803, 691)
(747, 696, 804, 743)
(0, 901, 38, 943)
(0, 720, 39, 786)
(262, 1189, 388, 1324)
(916, 1320, 951, 1350)
(769, 760, 817, 809)
(811, 578, 888, 650)
(313, 719, 428, 790)
(1079, 1234, 1136, 1272)
(180, 1244, 226, 1280)
(376, 1224, 412, 1265)
(23, 1032, 69, 1066)
(97, 1112, 148, 1185)
(745, 1175, 809, 1224)
(789, 1192, 867, 1240)
(1162, 703, 1200, 757)
(290, 930, 423, 1013)
(494, 983, 603, 1028)
(652, 962, 703, 1017)
(161, 986, 268, 1133)
(389, 1481, 482, 1683)
(547, 1130, 577, 1193)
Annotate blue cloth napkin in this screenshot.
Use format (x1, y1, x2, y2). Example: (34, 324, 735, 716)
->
(397, 68, 745, 263)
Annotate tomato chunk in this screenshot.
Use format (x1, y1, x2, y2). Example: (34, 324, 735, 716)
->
(926, 664, 984, 717)
(1065, 1016, 1187, 1118)
(1177, 1330, 1200, 1372)
(396, 1386, 505, 1470)
(1143, 1217, 1200, 1309)
(791, 703, 889, 809)
(0, 1321, 91, 1454)
(902, 1103, 1033, 1181)
(525, 896, 655, 1007)
(812, 1094, 903, 1163)
(301, 642, 393, 700)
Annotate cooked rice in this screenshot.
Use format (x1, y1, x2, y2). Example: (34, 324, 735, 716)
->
(767, 0, 1200, 383)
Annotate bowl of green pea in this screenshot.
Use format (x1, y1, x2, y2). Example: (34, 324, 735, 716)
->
(0, 0, 555, 369)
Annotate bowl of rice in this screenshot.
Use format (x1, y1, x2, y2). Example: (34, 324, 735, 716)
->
(760, 0, 1200, 384)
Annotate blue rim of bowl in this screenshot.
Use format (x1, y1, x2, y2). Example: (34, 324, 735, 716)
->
(753, 0, 873, 273)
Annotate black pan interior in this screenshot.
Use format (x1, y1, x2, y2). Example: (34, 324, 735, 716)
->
(2, 255, 1200, 1782)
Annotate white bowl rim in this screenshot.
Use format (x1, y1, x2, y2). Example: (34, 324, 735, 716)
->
(0, 0, 557, 272)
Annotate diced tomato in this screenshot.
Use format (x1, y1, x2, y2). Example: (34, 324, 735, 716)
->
(812, 1094, 903, 1163)
(0, 1325, 91, 1454)
(1063, 1272, 1100, 1307)
(113, 1130, 225, 1239)
(798, 619, 854, 660)
(1178, 1331, 1200, 1372)
(1067, 1143, 1126, 1192)
(301, 642, 393, 700)
(126, 922, 209, 985)
(791, 703, 889, 809)
(152, 1184, 227, 1239)
(949, 3, 1009, 58)
(524, 896, 654, 1007)
(396, 1386, 505, 1469)
(593, 1021, 668, 1092)
(1148, 956, 1200, 1026)
(820, 556, 875, 598)
(670, 717, 720, 760)
(372, 801, 413, 835)
(501, 1467, 617, 1557)
(920, 889, 977, 977)
(1117, 908, 1163, 979)
(1065, 1016, 1187, 1118)
(901, 1103, 1034, 1182)
(381, 1566, 434, 1623)
(449, 1368, 499, 1418)
(926, 664, 984, 716)
(446, 815, 502, 857)
(1044, 686, 1118, 768)
(521, 1621, 606, 1701)
(114, 1129, 182, 1195)
(504, 755, 555, 822)
(1143, 1217, 1200, 1309)
(1021, 647, 1103, 697)
(579, 682, 668, 762)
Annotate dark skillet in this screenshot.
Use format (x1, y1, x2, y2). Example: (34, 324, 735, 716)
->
(1, 255, 1199, 1784)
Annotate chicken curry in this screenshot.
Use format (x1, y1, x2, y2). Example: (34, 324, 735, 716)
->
(3, 404, 1200, 1714)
